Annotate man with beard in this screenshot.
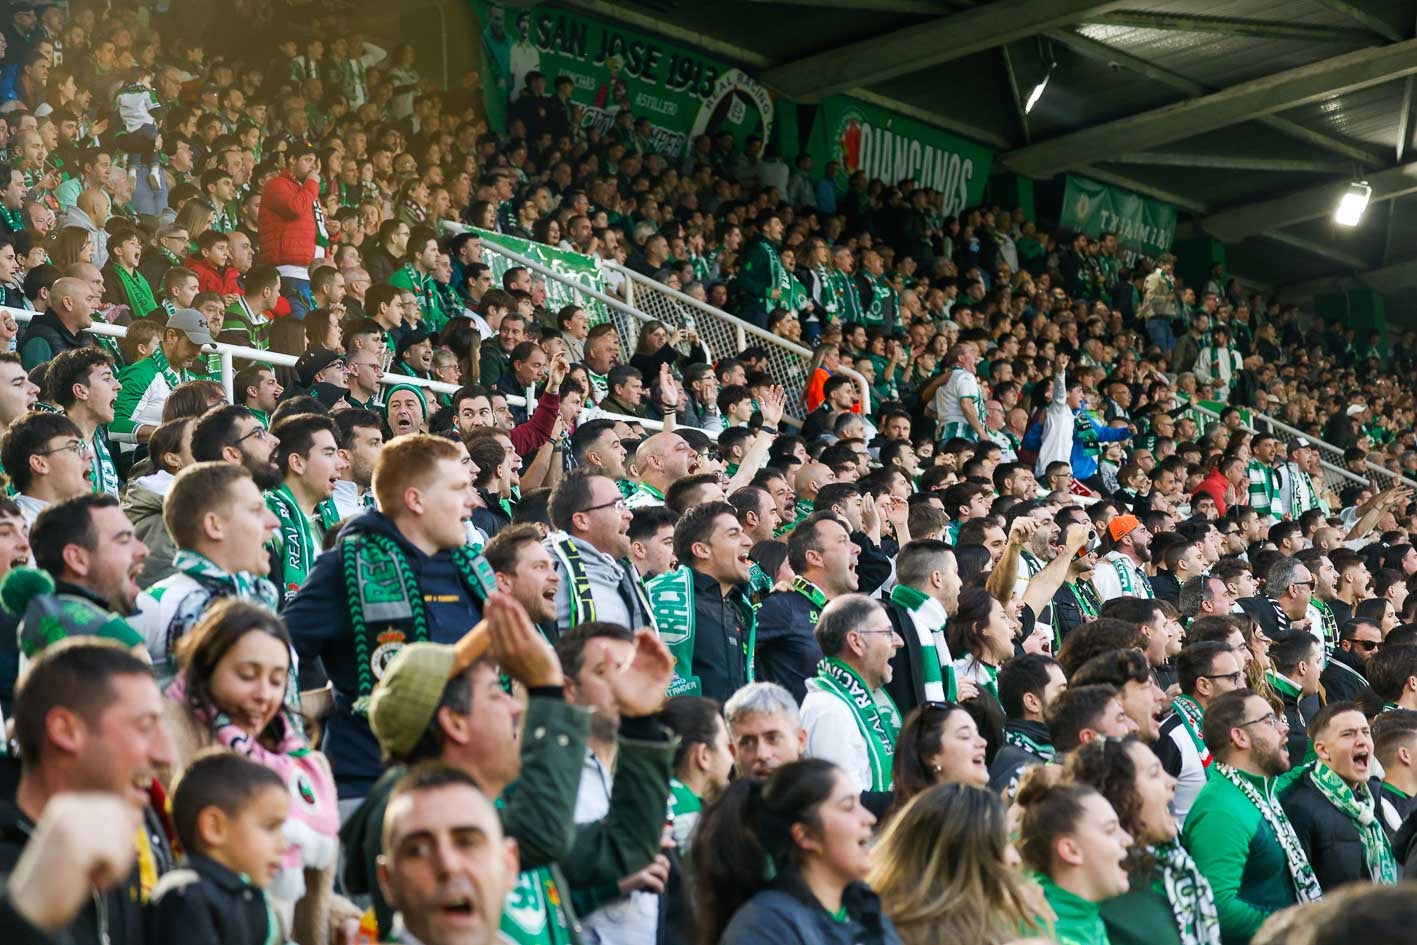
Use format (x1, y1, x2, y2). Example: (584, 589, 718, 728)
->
(625, 431, 696, 509)
(111, 309, 216, 452)
(1322, 618, 1384, 703)
(544, 468, 654, 635)
(645, 502, 754, 703)
(189, 404, 284, 490)
(1183, 689, 1318, 942)
(882, 539, 967, 717)
(131, 463, 280, 682)
(284, 435, 499, 803)
(755, 513, 860, 702)
(331, 409, 384, 520)
(1091, 513, 1155, 602)
(484, 524, 561, 642)
(1280, 702, 1395, 891)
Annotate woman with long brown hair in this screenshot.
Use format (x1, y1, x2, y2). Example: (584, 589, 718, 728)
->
(869, 783, 1043, 945)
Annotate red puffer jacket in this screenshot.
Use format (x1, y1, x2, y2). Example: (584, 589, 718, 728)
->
(257, 172, 319, 269)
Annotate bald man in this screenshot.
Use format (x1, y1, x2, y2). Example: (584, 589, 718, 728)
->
(793, 461, 836, 521)
(63, 188, 111, 267)
(17, 276, 96, 370)
(626, 431, 698, 508)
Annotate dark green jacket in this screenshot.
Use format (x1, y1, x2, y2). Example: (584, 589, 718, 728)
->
(1182, 767, 1298, 944)
(341, 696, 674, 942)
(1099, 868, 1181, 945)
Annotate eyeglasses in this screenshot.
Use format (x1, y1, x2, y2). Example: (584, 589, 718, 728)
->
(1351, 639, 1381, 652)
(37, 439, 87, 457)
(235, 426, 272, 445)
(1201, 671, 1243, 685)
(1238, 712, 1287, 730)
(579, 497, 627, 514)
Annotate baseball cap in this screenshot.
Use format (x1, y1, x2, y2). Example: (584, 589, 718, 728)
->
(166, 308, 218, 349)
(1289, 437, 1311, 453)
(1347, 403, 1368, 417)
(295, 347, 344, 388)
(395, 327, 431, 361)
(1107, 514, 1142, 543)
(368, 625, 491, 758)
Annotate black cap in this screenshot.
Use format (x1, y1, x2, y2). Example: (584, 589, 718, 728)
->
(395, 328, 431, 361)
(295, 347, 344, 388)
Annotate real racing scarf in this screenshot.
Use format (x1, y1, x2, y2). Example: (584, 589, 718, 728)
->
(1212, 762, 1323, 903)
(1152, 838, 1222, 945)
(888, 583, 954, 701)
(1309, 761, 1397, 884)
(1172, 695, 1211, 768)
(265, 484, 331, 595)
(112, 262, 158, 318)
(814, 656, 901, 791)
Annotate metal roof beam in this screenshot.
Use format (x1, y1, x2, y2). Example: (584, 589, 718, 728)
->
(1109, 151, 1348, 173)
(1073, 165, 1207, 213)
(1310, 0, 1405, 43)
(1264, 231, 1368, 271)
(757, 0, 1127, 102)
(1047, 29, 1385, 163)
(1003, 39, 1417, 177)
(1202, 161, 1417, 241)
(1084, 11, 1376, 44)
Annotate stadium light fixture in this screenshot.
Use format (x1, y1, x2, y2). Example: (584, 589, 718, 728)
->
(1334, 180, 1371, 227)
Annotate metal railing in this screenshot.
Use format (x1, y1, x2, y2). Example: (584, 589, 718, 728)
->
(1186, 400, 1412, 491)
(5, 308, 683, 436)
(607, 262, 874, 421)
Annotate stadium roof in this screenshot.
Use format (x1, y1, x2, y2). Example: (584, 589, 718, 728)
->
(555, 0, 1417, 300)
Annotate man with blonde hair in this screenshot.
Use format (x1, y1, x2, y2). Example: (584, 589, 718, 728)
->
(284, 433, 500, 804)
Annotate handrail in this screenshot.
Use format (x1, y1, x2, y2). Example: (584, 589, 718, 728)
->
(603, 261, 874, 419)
(1243, 406, 1417, 490)
(5, 307, 691, 438)
(1185, 400, 1386, 490)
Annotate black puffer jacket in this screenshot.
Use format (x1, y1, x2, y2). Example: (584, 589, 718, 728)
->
(1280, 769, 1384, 892)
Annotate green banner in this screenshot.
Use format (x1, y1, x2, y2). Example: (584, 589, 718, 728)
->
(474, 1, 774, 159)
(1059, 174, 1177, 263)
(449, 222, 613, 325)
(806, 95, 993, 216)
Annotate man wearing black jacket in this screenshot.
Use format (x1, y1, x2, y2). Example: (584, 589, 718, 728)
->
(987, 654, 1066, 797)
(1322, 618, 1384, 703)
(816, 481, 894, 597)
(1281, 702, 1394, 891)
(0, 640, 176, 945)
(882, 539, 963, 718)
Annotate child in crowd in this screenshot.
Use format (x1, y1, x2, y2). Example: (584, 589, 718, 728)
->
(147, 750, 290, 945)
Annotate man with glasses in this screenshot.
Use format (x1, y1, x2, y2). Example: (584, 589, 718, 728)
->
(1323, 618, 1385, 703)
(1280, 702, 1396, 890)
(544, 468, 653, 634)
(0, 411, 93, 529)
(1183, 688, 1316, 943)
(800, 593, 903, 793)
(342, 346, 383, 410)
(1156, 641, 1245, 825)
(1241, 555, 1316, 646)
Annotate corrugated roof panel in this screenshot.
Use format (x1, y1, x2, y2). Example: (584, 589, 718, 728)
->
(1073, 24, 1349, 88)
(1277, 80, 1409, 149)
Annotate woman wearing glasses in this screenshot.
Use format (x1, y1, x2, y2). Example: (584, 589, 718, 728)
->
(1069, 737, 1222, 945)
(869, 783, 1044, 945)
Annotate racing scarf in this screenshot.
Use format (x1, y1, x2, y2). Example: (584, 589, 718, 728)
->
(814, 656, 901, 791)
(888, 583, 954, 701)
(1172, 696, 1211, 768)
(344, 528, 497, 715)
(1212, 762, 1323, 903)
(151, 344, 193, 392)
(647, 565, 756, 698)
(1152, 838, 1222, 945)
(1309, 761, 1397, 884)
(89, 428, 118, 497)
(265, 484, 340, 595)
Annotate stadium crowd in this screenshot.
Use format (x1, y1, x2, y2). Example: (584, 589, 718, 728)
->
(7, 3, 1417, 945)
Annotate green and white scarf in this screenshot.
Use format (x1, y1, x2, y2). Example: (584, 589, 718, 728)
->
(793, 576, 828, 621)
(1212, 762, 1323, 902)
(647, 565, 756, 699)
(265, 484, 340, 596)
(888, 584, 954, 702)
(1172, 696, 1211, 768)
(814, 657, 901, 791)
(1109, 553, 1154, 598)
(88, 428, 118, 497)
(344, 529, 497, 714)
(1152, 838, 1222, 945)
(112, 263, 158, 319)
(151, 345, 194, 392)
(1308, 761, 1397, 884)
(173, 548, 279, 609)
(1003, 723, 1055, 762)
